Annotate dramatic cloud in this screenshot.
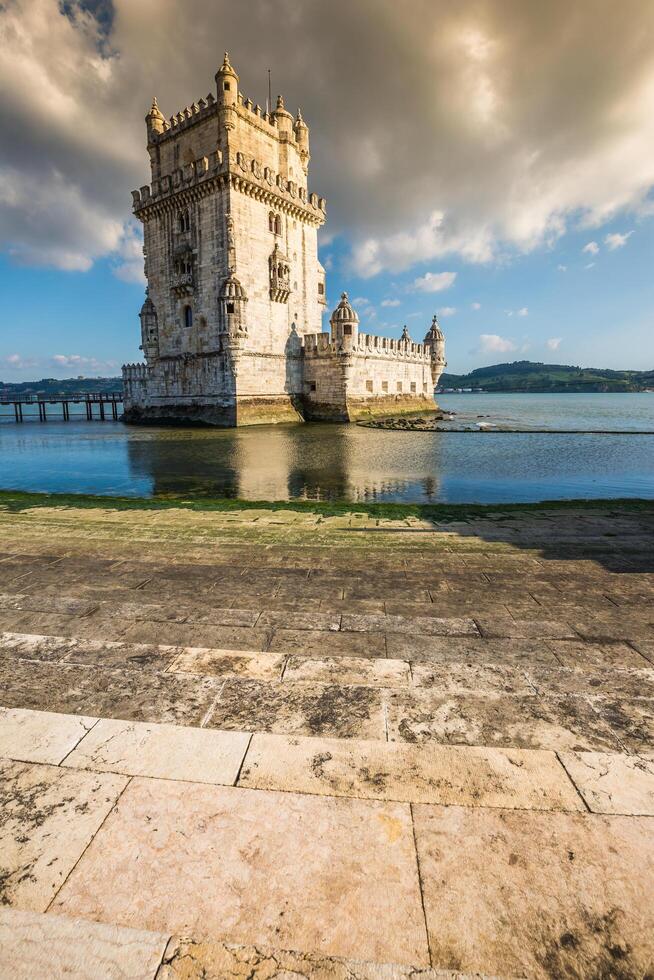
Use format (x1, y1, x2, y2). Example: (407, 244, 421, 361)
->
(1, 0, 654, 279)
(546, 337, 562, 350)
(582, 242, 600, 255)
(604, 230, 634, 250)
(477, 334, 518, 353)
(413, 271, 457, 293)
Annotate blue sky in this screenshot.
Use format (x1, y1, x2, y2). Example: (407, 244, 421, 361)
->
(1, 0, 653, 380)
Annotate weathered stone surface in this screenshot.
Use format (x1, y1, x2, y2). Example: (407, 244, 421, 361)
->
(588, 697, 654, 756)
(0, 706, 97, 765)
(0, 759, 126, 910)
(121, 622, 273, 651)
(384, 635, 560, 666)
(547, 640, 651, 670)
(475, 616, 577, 639)
(0, 593, 99, 616)
(168, 648, 285, 681)
(283, 655, 411, 688)
(341, 614, 479, 637)
(53, 779, 430, 967)
(257, 611, 342, 631)
(560, 751, 654, 814)
(0, 657, 222, 727)
(413, 804, 654, 977)
(239, 733, 583, 811)
(206, 679, 386, 740)
(526, 665, 654, 698)
(410, 663, 534, 694)
(386, 692, 622, 752)
(157, 935, 481, 979)
(0, 908, 168, 980)
(0, 630, 77, 662)
(65, 718, 250, 784)
(269, 629, 387, 659)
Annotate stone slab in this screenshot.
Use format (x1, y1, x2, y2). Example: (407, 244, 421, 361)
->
(205, 679, 386, 740)
(547, 640, 650, 670)
(526, 665, 654, 698)
(283, 655, 411, 688)
(269, 629, 387, 659)
(0, 758, 127, 911)
(52, 778, 430, 967)
(239, 733, 583, 811)
(121, 622, 273, 651)
(0, 631, 77, 663)
(386, 691, 623, 752)
(158, 935, 484, 979)
(0, 706, 97, 765)
(64, 718, 251, 785)
(0, 908, 168, 980)
(0, 657, 223, 727)
(385, 635, 561, 666)
(475, 617, 577, 639)
(589, 696, 654, 755)
(410, 663, 534, 695)
(341, 614, 479, 637)
(559, 751, 654, 815)
(167, 648, 285, 681)
(257, 610, 342, 631)
(413, 804, 654, 977)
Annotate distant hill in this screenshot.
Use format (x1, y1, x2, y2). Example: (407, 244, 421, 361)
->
(0, 377, 123, 397)
(439, 361, 654, 393)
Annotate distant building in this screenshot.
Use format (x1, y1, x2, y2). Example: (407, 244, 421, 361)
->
(123, 54, 446, 426)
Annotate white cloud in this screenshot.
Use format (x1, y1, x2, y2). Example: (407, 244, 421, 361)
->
(582, 241, 600, 255)
(477, 334, 518, 353)
(413, 271, 457, 293)
(557, 264, 567, 272)
(380, 298, 400, 307)
(604, 230, 634, 250)
(51, 354, 117, 372)
(585, 262, 596, 269)
(438, 306, 457, 316)
(517, 307, 528, 316)
(352, 296, 371, 306)
(2, 353, 39, 371)
(546, 337, 562, 350)
(111, 222, 145, 284)
(471, 301, 481, 310)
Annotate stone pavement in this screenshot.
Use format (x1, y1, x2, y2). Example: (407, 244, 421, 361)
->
(0, 497, 653, 978)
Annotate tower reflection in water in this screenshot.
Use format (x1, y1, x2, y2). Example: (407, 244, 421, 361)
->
(125, 423, 443, 502)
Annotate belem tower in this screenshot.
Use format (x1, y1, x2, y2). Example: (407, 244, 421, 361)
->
(122, 54, 446, 426)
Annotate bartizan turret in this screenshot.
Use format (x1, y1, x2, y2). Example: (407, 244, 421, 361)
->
(145, 97, 166, 142)
(294, 108, 310, 172)
(424, 314, 447, 387)
(330, 293, 359, 351)
(139, 290, 159, 360)
(215, 51, 239, 129)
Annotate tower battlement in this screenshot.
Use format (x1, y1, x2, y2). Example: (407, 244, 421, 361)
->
(122, 55, 444, 426)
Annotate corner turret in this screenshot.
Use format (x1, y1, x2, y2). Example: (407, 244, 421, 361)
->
(423, 314, 446, 386)
(294, 108, 310, 169)
(139, 290, 159, 360)
(273, 94, 294, 138)
(330, 292, 359, 350)
(145, 97, 166, 142)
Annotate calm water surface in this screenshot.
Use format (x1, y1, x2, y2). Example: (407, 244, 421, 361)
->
(1, 393, 653, 503)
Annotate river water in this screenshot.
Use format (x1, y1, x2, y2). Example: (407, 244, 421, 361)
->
(0, 393, 652, 503)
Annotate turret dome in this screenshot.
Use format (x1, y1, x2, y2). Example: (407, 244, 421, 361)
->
(219, 274, 248, 301)
(424, 314, 444, 343)
(330, 292, 359, 325)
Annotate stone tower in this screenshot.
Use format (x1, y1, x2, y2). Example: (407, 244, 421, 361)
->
(123, 54, 327, 425)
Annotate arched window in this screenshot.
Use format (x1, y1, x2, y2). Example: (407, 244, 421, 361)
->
(178, 210, 190, 233)
(274, 215, 282, 236)
(268, 212, 275, 233)
(184, 306, 193, 328)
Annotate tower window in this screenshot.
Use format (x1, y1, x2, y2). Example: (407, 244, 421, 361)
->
(268, 212, 275, 233)
(366, 380, 373, 393)
(397, 382, 403, 393)
(318, 282, 324, 295)
(344, 324, 352, 336)
(226, 302, 235, 314)
(178, 210, 190, 233)
(224, 82, 231, 91)
(184, 306, 193, 328)
(382, 381, 388, 393)
(274, 215, 282, 235)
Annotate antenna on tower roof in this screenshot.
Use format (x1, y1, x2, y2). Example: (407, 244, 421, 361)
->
(267, 68, 272, 115)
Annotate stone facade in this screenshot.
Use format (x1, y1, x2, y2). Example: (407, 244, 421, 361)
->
(122, 54, 446, 426)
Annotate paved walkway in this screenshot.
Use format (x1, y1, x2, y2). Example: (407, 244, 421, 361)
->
(0, 499, 653, 978)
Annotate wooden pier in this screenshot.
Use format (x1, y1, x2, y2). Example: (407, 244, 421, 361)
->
(0, 392, 123, 422)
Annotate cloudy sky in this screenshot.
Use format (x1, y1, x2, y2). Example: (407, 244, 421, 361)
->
(1, 0, 653, 379)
